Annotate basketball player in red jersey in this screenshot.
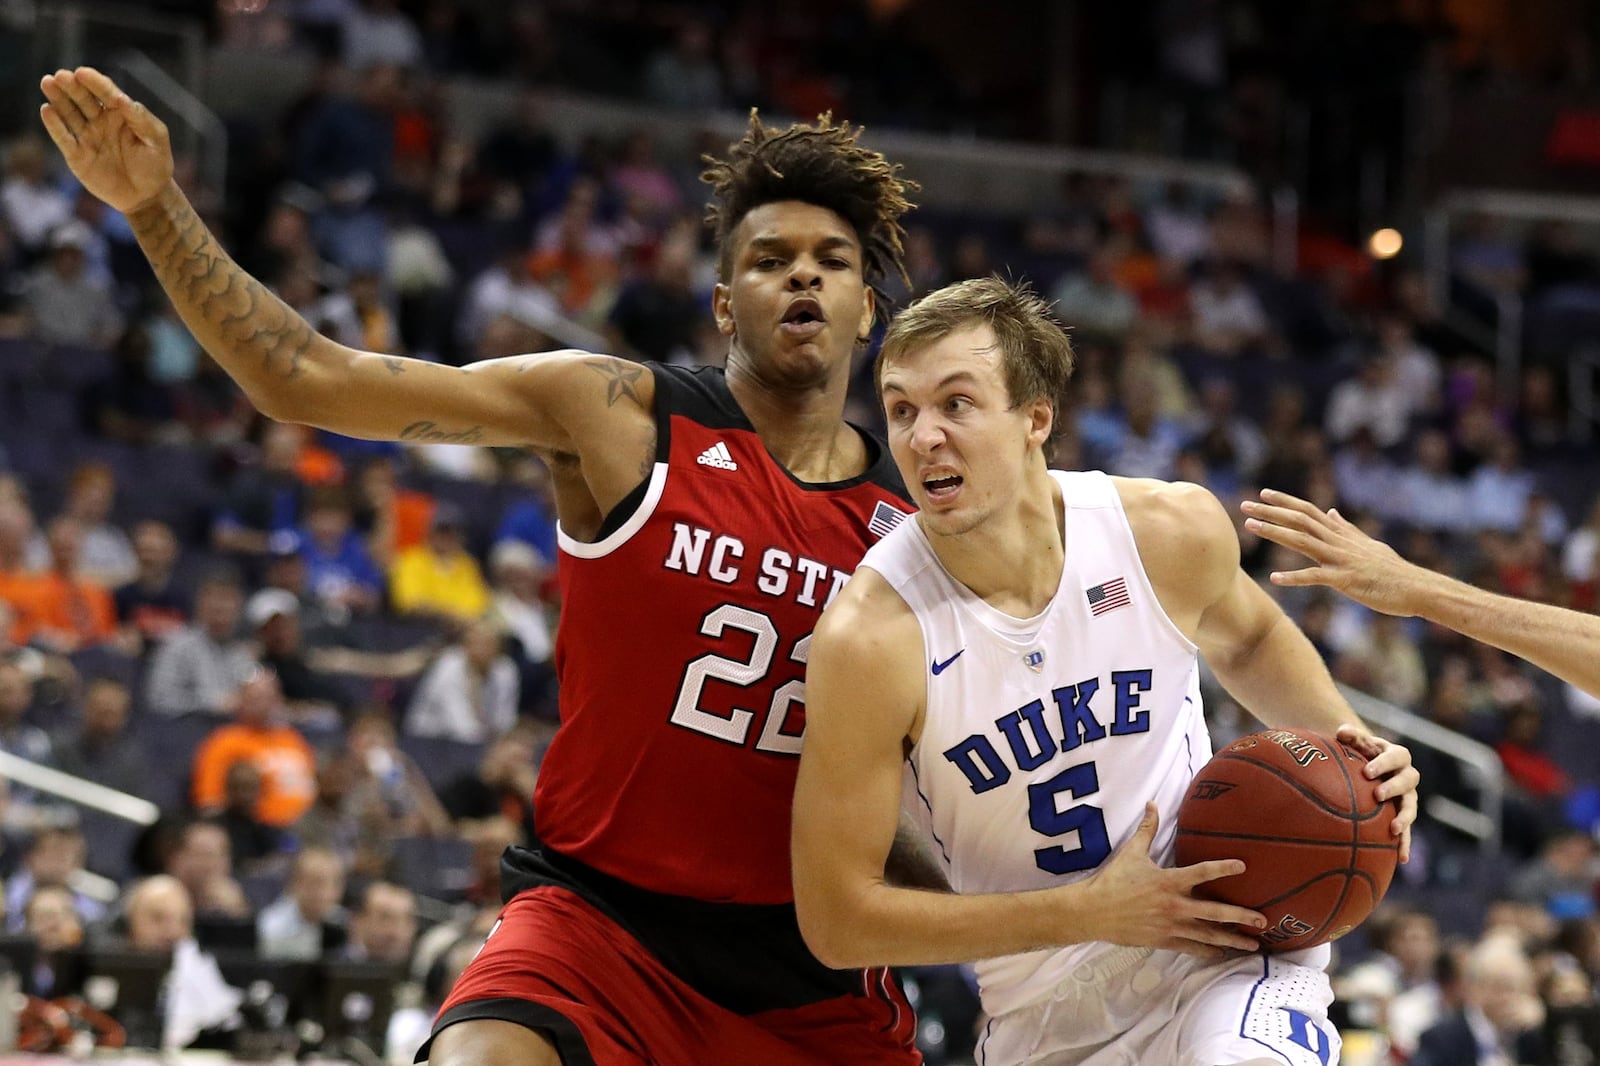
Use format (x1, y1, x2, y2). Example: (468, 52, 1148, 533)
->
(42, 67, 926, 1065)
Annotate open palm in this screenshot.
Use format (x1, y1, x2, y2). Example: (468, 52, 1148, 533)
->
(39, 66, 174, 216)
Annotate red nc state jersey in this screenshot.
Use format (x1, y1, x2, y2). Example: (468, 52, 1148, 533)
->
(535, 363, 912, 904)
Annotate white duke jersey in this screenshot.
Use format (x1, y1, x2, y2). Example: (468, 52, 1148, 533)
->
(860, 469, 1211, 1018)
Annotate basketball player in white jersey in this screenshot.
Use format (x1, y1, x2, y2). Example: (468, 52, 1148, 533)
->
(792, 277, 1420, 1066)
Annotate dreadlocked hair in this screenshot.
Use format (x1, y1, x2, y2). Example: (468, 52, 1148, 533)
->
(702, 110, 917, 318)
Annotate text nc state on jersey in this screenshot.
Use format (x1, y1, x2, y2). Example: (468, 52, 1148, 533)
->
(663, 522, 854, 609)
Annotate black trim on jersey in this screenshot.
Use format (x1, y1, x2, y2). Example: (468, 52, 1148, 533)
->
(499, 844, 863, 1015)
(418, 997, 597, 1066)
(588, 363, 910, 543)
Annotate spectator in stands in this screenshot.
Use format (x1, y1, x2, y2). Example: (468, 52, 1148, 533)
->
(1395, 430, 1474, 534)
(122, 874, 244, 1052)
(1330, 426, 1398, 522)
(114, 520, 187, 653)
(6, 516, 120, 653)
(4, 826, 105, 930)
(343, 0, 424, 72)
(492, 454, 557, 568)
(21, 220, 123, 349)
(294, 61, 400, 274)
(1468, 433, 1539, 534)
(22, 883, 84, 997)
(457, 242, 562, 356)
(1510, 830, 1598, 919)
(162, 819, 250, 920)
(1410, 933, 1545, 1066)
(605, 223, 704, 364)
(1105, 368, 1184, 480)
(213, 422, 311, 557)
(1325, 353, 1411, 450)
(643, 18, 724, 111)
(346, 708, 450, 835)
(1184, 377, 1267, 490)
(214, 760, 291, 874)
(1338, 612, 1428, 710)
(406, 618, 518, 743)
(1563, 497, 1600, 609)
(1496, 700, 1572, 805)
(0, 134, 72, 258)
(350, 453, 433, 573)
(389, 502, 490, 622)
(1049, 244, 1138, 342)
(0, 661, 56, 833)
(529, 177, 621, 326)
(144, 569, 255, 718)
(486, 539, 554, 716)
(1188, 259, 1270, 356)
(1377, 312, 1443, 417)
(296, 486, 383, 618)
(191, 669, 318, 830)
(294, 747, 393, 878)
(343, 880, 417, 966)
(52, 676, 147, 801)
(437, 724, 538, 846)
(88, 322, 183, 446)
(257, 844, 348, 961)
(29, 463, 137, 588)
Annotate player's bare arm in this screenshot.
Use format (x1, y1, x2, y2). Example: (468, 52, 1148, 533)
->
(1121, 478, 1420, 859)
(1245, 487, 1600, 699)
(39, 67, 654, 510)
(792, 569, 1267, 969)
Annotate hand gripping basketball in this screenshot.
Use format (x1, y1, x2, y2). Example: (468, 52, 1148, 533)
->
(1080, 802, 1267, 959)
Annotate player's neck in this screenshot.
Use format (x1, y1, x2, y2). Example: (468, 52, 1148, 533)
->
(725, 356, 864, 482)
(928, 471, 1064, 617)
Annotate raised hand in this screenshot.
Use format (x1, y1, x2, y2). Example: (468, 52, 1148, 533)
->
(1241, 488, 1428, 617)
(39, 67, 174, 215)
(1079, 803, 1266, 957)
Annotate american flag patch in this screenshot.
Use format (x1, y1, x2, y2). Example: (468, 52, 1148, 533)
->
(868, 500, 910, 539)
(1085, 577, 1131, 617)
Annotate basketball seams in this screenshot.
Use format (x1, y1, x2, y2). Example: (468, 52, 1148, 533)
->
(1248, 868, 1378, 913)
(1173, 828, 1399, 849)
(1206, 752, 1388, 823)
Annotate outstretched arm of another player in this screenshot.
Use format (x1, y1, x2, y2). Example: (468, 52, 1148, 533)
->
(791, 569, 1267, 970)
(1132, 480, 1419, 861)
(39, 67, 651, 459)
(1245, 488, 1600, 699)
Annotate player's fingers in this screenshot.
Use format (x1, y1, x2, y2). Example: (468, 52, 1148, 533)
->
(1243, 518, 1327, 560)
(1375, 764, 1420, 804)
(1268, 566, 1333, 588)
(1240, 500, 1322, 536)
(1129, 801, 1159, 848)
(56, 71, 107, 129)
(1177, 858, 1247, 885)
(1257, 488, 1333, 525)
(39, 104, 76, 152)
(72, 66, 124, 108)
(1181, 921, 1263, 954)
(1398, 823, 1412, 865)
(40, 72, 92, 136)
(1336, 724, 1381, 756)
(1193, 901, 1268, 931)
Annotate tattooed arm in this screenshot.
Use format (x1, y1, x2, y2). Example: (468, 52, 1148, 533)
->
(38, 67, 652, 463)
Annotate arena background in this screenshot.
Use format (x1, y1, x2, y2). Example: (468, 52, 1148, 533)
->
(0, 0, 1598, 1062)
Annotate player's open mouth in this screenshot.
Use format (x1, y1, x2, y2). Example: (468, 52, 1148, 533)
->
(781, 299, 826, 338)
(923, 475, 962, 501)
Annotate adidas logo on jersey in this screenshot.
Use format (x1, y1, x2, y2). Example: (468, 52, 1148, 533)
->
(696, 442, 739, 470)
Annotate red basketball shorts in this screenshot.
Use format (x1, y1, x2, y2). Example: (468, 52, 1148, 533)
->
(422, 886, 921, 1065)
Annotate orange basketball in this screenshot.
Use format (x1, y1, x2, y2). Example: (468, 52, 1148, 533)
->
(1173, 729, 1401, 953)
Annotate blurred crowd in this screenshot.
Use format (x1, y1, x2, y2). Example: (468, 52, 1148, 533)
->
(0, 0, 1595, 1062)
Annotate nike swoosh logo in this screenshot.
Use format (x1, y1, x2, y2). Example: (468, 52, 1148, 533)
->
(930, 649, 965, 675)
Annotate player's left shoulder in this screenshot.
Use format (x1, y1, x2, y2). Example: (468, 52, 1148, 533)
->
(1112, 477, 1233, 546)
(1113, 477, 1239, 602)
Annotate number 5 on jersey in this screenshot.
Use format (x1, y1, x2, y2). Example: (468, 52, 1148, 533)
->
(669, 604, 810, 755)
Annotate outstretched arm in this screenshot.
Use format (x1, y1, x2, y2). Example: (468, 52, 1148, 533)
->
(1245, 487, 1600, 698)
(39, 67, 650, 458)
(791, 569, 1265, 969)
